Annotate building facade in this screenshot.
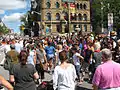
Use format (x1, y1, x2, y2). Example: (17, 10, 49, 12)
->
(40, 0, 91, 35)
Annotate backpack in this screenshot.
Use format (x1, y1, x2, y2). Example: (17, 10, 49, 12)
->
(4, 54, 12, 71)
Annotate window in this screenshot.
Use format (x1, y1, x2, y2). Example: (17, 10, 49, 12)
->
(74, 14, 77, 20)
(83, 14, 87, 21)
(64, 12, 68, 21)
(46, 2, 51, 8)
(56, 24, 62, 33)
(47, 13, 51, 21)
(84, 24, 87, 32)
(79, 24, 82, 31)
(76, 3, 79, 9)
(83, 4, 87, 9)
(78, 13, 82, 21)
(56, 2, 60, 8)
(73, 25, 76, 31)
(71, 13, 76, 20)
(80, 4, 82, 9)
(56, 13, 60, 20)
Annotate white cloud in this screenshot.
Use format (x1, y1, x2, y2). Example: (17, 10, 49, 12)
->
(0, 0, 27, 10)
(2, 13, 24, 22)
(0, 10, 5, 14)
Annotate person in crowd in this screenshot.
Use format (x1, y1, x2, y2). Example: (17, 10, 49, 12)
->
(27, 44, 36, 66)
(45, 41, 55, 71)
(72, 47, 84, 84)
(5, 44, 19, 71)
(4, 41, 11, 54)
(0, 75, 13, 90)
(82, 44, 93, 80)
(53, 50, 77, 90)
(10, 50, 39, 90)
(55, 44, 63, 66)
(112, 39, 120, 63)
(89, 42, 102, 83)
(15, 40, 22, 53)
(92, 48, 120, 90)
(36, 43, 47, 81)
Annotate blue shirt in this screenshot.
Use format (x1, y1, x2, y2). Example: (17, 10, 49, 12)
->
(45, 46, 55, 55)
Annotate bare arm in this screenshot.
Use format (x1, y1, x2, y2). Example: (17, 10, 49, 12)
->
(0, 75, 13, 90)
(33, 72, 39, 80)
(33, 51, 36, 65)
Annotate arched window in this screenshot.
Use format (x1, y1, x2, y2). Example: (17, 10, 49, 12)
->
(84, 24, 87, 32)
(83, 14, 87, 21)
(56, 2, 60, 8)
(73, 25, 76, 31)
(64, 12, 68, 21)
(47, 13, 51, 21)
(71, 13, 76, 20)
(56, 24, 62, 33)
(80, 4, 82, 9)
(79, 24, 82, 31)
(76, 3, 79, 9)
(46, 2, 51, 8)
(56, 13, 60, 20)
(78, 13, 82, 21)
(83, 4, 87, 9)
(74, 14, 77, 20)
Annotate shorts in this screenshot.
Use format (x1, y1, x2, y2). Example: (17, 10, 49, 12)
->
(47, 54, 54, 61)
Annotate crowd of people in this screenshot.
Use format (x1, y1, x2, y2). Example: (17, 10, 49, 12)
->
(0, 32, 120, 90)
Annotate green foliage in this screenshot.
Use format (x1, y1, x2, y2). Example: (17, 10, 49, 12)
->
(0, 24, 9, 34)
(92, 0, 120, 32)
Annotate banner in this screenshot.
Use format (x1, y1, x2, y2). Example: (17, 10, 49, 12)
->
(70, 3, 75, 13)
(108, 13, 113, 31)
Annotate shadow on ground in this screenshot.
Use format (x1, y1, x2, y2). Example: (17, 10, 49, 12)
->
(75, 85, 92, 90)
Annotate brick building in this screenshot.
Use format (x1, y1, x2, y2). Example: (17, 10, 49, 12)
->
(39, 0, 91, 35)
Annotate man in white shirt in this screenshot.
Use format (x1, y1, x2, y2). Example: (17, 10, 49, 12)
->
(72, 47, 84, 84)
(15, 40, 22, 53)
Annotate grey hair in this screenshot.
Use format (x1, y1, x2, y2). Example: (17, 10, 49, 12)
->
(101, 48, 112, 60)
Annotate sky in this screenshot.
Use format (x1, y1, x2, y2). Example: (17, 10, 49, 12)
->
(0, 0, 31, 33)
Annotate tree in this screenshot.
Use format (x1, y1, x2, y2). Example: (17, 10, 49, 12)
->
(0, 24, 9, 35)
(91, 0, 120, 33)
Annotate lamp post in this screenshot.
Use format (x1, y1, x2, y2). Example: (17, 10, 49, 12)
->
(101, 2, 104, 33)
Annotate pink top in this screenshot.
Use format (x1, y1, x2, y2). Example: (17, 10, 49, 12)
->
(92, 60, 120, 89)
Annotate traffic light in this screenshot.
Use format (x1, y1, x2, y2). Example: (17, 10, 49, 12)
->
(20, 26, 25, 31)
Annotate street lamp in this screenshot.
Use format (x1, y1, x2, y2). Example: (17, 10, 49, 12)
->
(101, 2, 104, 33)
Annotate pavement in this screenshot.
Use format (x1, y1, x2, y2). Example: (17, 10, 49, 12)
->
(43, 72, 93, 90)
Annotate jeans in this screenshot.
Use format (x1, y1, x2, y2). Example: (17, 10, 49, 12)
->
(75, 65, 81, 80)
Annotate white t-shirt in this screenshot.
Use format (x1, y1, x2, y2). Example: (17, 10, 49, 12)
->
(73, 53, 81, 66)
(53, 64, 77, 90)
(4, 44, 11, 53)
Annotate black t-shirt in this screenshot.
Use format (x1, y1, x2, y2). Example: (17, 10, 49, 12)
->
(10, 63, 37, 90)
(84, 49, 93, 63)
